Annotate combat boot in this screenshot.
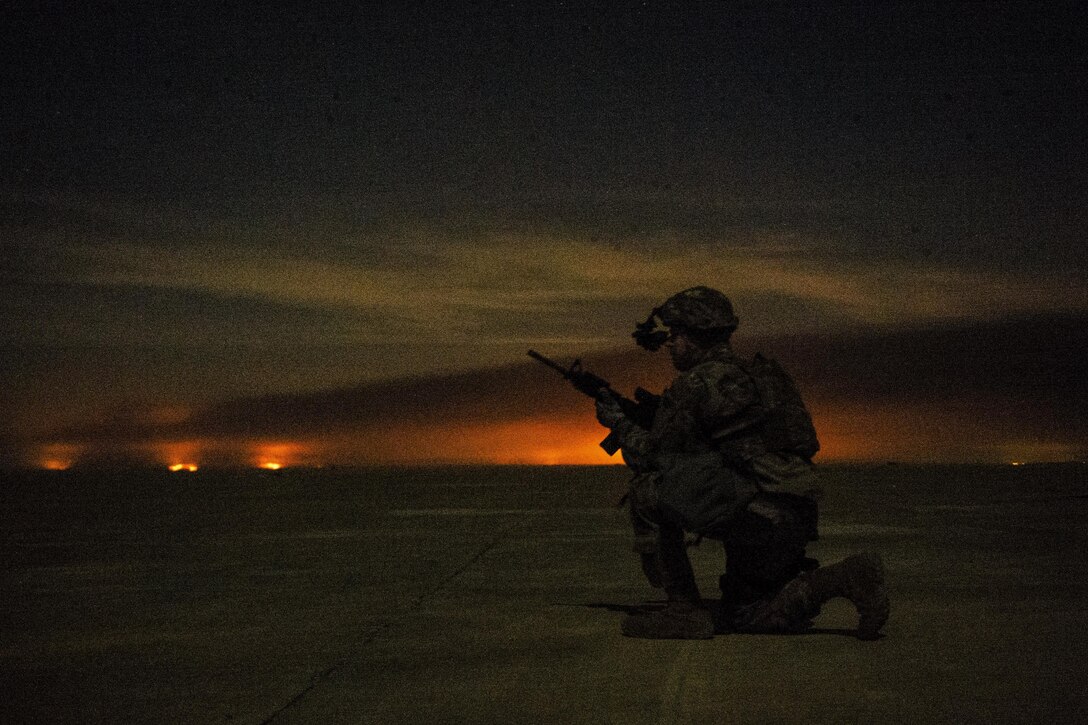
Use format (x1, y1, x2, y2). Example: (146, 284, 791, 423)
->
(767, 552, 889, 640)
(621, 601, 714, 639)
(622, 524, 714, 639)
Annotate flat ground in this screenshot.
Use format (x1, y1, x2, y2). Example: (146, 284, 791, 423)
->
(2, 463, 1086, 724)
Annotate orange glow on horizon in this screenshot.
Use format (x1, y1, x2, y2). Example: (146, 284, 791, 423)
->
(156, 440, 204, 471)
(805, 400, 1086, 464)
(25, 403, 1081, 469)
(250, 441, 309, 469)
(168, 463, 199, 472)
(36, 443, 81, 471)
(315, 415, 619, 466)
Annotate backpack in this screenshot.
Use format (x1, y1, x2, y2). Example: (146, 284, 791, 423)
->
(740, 353, 820, 460)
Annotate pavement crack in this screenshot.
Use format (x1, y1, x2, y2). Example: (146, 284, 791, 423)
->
(258, 660, 347, 725)
(658, 646, 694, 725)
(260, 519, 521, 723)
(407, 519, 518, 610)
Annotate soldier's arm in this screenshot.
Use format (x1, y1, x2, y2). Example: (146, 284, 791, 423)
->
(604, 412, 653, 463)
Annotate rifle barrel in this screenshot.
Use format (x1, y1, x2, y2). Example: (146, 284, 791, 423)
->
(527, 349, 570, 377)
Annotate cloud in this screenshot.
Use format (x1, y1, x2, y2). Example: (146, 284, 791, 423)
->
(8, 187, 1085, 387)
(22, 313, 1086, 466)
(32, 230, 1087, 347)
(0, 279, 386, 347)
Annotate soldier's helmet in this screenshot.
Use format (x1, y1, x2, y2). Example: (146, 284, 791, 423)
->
(633, 286, 739, 351)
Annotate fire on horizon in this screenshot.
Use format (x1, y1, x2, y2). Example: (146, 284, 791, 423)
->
(23, 348, 1088, 470)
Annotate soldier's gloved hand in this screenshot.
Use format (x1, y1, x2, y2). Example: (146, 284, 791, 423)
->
(595, 389, 626, 429)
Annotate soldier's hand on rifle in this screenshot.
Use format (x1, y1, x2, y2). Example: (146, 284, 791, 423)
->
(595, 389, 626, 429)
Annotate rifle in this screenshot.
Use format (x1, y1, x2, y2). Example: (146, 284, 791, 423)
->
(527, 349, 660, 455)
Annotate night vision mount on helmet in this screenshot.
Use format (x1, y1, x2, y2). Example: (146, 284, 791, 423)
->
(632, 286, 740, 351)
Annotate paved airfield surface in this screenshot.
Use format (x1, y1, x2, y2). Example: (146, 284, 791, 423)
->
(3, 464, 1087, 723)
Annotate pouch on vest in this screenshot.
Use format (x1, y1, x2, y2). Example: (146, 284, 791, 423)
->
(740, 353, 820, 460)
(656, 451, 761, 534)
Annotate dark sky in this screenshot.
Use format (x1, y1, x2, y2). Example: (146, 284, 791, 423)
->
(2, 2, 1086, 465)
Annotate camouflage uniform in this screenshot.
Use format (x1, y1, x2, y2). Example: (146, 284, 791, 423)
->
(614, 342, 768, 535)
(599, 287, 888, 640)
(608, 341, 816, 630)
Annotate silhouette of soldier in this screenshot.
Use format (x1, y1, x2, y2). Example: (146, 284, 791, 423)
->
(595, 286, 888, 639)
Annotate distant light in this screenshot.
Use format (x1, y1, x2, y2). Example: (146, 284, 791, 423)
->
(1010, 461, 1024, 466)
(260, 462, 283, 470)
(169, 464, 198, 472)
(39, 443, 79, 471)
